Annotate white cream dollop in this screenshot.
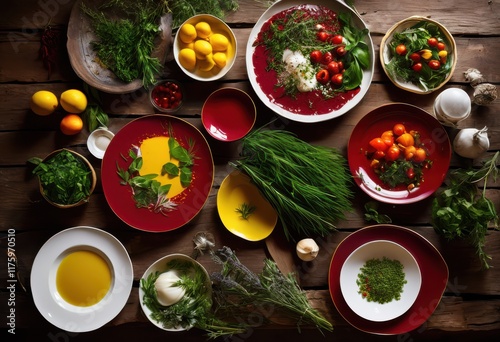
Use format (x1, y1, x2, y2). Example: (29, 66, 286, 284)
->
(154, 270, 186, 306)
(282, 49, 317, 92)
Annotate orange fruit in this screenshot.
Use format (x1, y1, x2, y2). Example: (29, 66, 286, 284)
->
(60, 114, 83, 135)
(30, 90, 58, 116)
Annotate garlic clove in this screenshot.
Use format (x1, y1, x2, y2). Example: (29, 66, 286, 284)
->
(296, 238, 319, 261)
(453, 126, 490, 159)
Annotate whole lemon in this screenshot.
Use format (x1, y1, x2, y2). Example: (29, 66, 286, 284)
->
(60, 114, 83, 135)
(179, 23, 197, 44)
(198, 54, 215, 72)
(30, 90, 58, 116)
(213, 52, 227, 68)
(194, 40, 213, 59)
(178, 48, 197, 70)
(210, 33, 229, 52)
(60, 89, 87, 114)
(195, 22, 212, 39)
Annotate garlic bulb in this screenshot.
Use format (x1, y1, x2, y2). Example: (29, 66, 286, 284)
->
(463, 68, 498, 105)
(464, 68, 486, 87)
(154, 270, 186, 306)
(296, 238, 319, 261)
(453, 126, 490, 159)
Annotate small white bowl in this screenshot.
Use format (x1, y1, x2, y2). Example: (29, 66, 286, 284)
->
(173, 14, 237, 81)
(340, 240, 421, 322)
(433, 88, 471, 127)
(87, 128, 114, 159)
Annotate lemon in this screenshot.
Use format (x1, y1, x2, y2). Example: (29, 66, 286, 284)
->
(30, 90, 58, 116)
(198, 54, 215, 71)
(210, 33, 229, 52)
(179, 23, 197, 44)
(213, 52, 227, 68)
(178, 48, 197, 70)
(60, 89, 87, 113)
(194, 40, 212, 59)
(195, 22, 212, 39)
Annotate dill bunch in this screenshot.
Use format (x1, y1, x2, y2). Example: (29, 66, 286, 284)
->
(231, 129, 353, 241)
(81, 0, 169, 87)
(211, 246, 333, 332)
(169, 0, 239, 28)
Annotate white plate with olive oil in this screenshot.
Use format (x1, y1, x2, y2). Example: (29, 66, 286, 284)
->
(30, 226, 133, 332)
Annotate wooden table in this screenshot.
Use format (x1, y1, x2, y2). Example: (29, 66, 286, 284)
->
(1, 0, 499, 341)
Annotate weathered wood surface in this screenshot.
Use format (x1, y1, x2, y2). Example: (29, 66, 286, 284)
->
(1, 0, 500, 341)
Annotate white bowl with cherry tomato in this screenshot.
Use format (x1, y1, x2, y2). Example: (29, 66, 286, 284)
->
(380, 16, 457, 94)
(149, 79, 184, 113)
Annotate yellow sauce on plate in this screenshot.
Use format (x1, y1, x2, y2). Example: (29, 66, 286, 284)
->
(56, 250, 112, 307)
(139, 136, 185, 198)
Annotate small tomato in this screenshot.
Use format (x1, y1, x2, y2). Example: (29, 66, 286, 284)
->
(330, 34, 344, 45)
(413, 148, 427, 162)
(404, 145, 417, 160)
(409, 52, 421, 62)
(330, 73, 343, 86)
(381, 130, 394, 147)
(437, 42, 446, 51)
(395, 44, 407, 55)
(369, 137, 389, 151)
(428, 60, 441, 70)
(373, 150, 386, 160)
(317, 31, 329, 42)
(385, 145, 401, 161)
(427, 37, 438, 47)
(412, 62, 423, 72)
(316, 69, 330, 85)
(310, 50, 323, 64)
(336, 46, 346, 57)
(406, 168, 415, 179)
(321, 51, 333, 64)
(393, 123, 406, 136)
(396, 132, 415, 147)
(327, 61, 340, 75)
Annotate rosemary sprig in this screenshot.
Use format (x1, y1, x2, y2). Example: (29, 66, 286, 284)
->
(231, 129, 353, 241)
(211, 247, 333, 332)
(235, 202, 256, 220)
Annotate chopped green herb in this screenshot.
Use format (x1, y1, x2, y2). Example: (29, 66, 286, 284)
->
(356, 257, 407, 304)
(235, 202, 256, 220)
(30, 150, 93, 205)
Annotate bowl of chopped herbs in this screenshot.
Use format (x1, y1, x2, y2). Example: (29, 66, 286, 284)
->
(380, 16, 457, 94)
(340, 240, 421, 322)
(30, 149, 97, 208)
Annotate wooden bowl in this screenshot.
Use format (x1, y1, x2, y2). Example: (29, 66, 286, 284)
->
(380, 16, 457, 94)
(37, 149, 97, 208)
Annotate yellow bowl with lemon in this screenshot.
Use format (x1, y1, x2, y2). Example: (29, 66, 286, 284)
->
(174, 14, 237, 81)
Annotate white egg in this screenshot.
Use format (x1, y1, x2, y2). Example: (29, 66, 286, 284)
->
(282, 50, 317, 92)
(154, 270, 186, 306)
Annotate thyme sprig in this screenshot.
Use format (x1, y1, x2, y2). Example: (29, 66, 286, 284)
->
(211, 247, 333, 332)
(235, 202, 256, 220)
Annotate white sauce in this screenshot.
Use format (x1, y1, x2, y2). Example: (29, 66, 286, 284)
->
(282, 49, 317, 92)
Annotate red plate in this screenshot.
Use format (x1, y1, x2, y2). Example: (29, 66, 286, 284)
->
(102, 115, 214, 232)
(329, 225, 449, 335)
(348, 103, 451, 204)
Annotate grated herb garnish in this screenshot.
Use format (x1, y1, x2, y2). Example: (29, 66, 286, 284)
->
(356, 257, 407, 304)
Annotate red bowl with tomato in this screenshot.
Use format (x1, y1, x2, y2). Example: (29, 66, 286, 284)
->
(150, 79, 184, 113)
(348, 103, 451, 204)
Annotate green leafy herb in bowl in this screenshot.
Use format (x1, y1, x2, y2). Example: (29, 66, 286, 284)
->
(29, 149, 96, 208)
(380, 16, 456, 94)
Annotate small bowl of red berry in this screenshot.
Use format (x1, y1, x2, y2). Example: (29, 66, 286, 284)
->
(149, 79, 184, 113)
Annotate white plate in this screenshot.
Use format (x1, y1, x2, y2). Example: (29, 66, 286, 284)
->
(30, 226, 133, 332)
(246, 0, 374, 123)
(340, 240, 421, 322)
(139, 254, 212, 331)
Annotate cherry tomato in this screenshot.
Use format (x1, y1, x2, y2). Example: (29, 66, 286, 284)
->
(406, 168, 415, 179)
(413, 148, 427, 162)
(369, 137, 388, 152)
(385, 145, 401, 161)
(395, 44, 407, 55)
(327, 61, 340, 75)
(412, 63, 423, 72)
(316, 69, 330, 85)
(380, 130, 394, 147)
(330, 34, 343, 45)
(373, 150, 386, 160)
(317, 31, 329, 42)
(396, 132, 415, 147)
(409, 53, 421, 62)
(428, 60, 441, 70)
(310, 50, 323, 64)
(330, 73, 343, 86)
(427, 37, 438, 47)
(393, 123, 406, 136)
(437, 42, 446, 51)
(404, 145, 417, 160)
(337, 61, 344, 71)
(152, 81, 183, 110)
(321, 51, 333, 64)
(438, 50, 448, 64)
(336, 46, 346, 57)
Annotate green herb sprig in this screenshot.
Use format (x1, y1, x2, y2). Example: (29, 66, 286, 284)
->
(211, 246, 333, 332)
(231, 129, 353, 241)
(169, 0, 239, 28)
(236, 202, 256, 220)
(432, 152, 499, 269)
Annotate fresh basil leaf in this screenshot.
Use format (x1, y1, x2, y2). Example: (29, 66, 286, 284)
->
(162, 162, 179, 177)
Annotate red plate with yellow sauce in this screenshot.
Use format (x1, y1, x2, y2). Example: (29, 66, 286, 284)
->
(102, 115, 214, 232)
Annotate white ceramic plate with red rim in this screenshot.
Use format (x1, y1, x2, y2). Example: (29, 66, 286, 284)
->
(329, 224, 448, 335)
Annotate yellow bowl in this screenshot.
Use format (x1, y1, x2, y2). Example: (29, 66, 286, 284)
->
(217, 170, 277, 241)
(36, 149, 96, 208)
(380, 16, 457, 94)
(173, 14, 237, 81)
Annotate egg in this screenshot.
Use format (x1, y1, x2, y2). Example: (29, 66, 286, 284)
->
(282, 49, 317, 92)
(154, 270, 186, 306)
